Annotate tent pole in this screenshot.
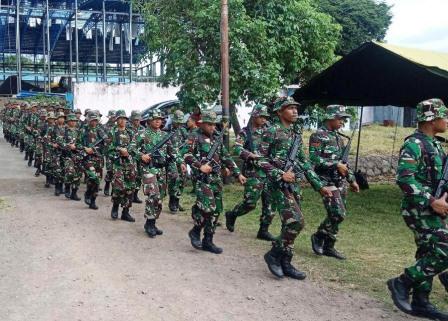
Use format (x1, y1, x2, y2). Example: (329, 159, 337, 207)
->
(16, 0, 22, 94)
(354, 106, 364, 172)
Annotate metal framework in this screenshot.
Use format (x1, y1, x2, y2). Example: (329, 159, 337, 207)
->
(0, 0, 156, 93)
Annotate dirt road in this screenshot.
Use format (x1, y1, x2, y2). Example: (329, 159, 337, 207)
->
(0, 137, 415, 321)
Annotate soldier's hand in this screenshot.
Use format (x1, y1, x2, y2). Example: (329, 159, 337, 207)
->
(53, 143, 59, 148)
(221, 168, 231, 177)
(350, 181, 360, 193)
(85, 147, 93, 155)
(431, 193, 448, 217)
(248, 153, 260, 160)
(282, 170, 296, 183)
(319, 187, 333, 198)
(120, 148, 129, 157)
(69, 144, 76, 150)
(238, 174, 247, 185)
(200, 164, 213, 174)
(181, 163, 187, 173)
(337, 163, 349, 177)
(141, 154, 151, 163)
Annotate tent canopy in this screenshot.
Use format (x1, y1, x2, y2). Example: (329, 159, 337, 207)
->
(293, 42, 448, 107)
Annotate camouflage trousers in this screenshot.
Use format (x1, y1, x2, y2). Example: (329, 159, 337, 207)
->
(112, 158, 137, 209)
(270, 182, 304, 254)
(402, 204, 448, 293)
(84, 155, 103, 197)
(24, 134, 32, 151)
(192, 178, 223, 235)
(42, 146, 52, 175)
(230, 176, 273, 226)
(63, 155, 83, 188)
(49, 152, 64, 183)
(167, 161, 185, 198)
(142, 167, 166, 220)
(34, 138, 44, 167)
(316, 186, 347, 243)
(104, 156, 113, 183)
(135, 161, 142, 190)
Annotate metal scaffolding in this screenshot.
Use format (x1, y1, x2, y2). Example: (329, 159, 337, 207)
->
(0, 0, 156, 94)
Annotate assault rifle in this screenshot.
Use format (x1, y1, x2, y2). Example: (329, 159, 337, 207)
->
(330, 127, 357, 186)
(279, 133, 303, 194)
(141, 131, 175, 168)
(434, 159, 448, 199)
(197, 130, 224, 183)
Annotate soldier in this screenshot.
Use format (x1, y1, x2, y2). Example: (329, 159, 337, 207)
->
(33, 109, 48, 177)
(107, 110, 137, 222)
(42, 112, 56, 188)
(167, 110, 188, 213)
(103, 110, 116, 196)
(49, 112, 67, 196)
(387, 99, 448, 320)
(257, 97, 332, 280)
(225, 104, 275, 241)
(10, 102, 21, 148)
(74, 109, 82, 124)
(59, 113, 82, 201)
(25, 103, 39, 167)
(184, 110, 246, 254)
(131, 109, 172, 237)
(309, 105, 360, 260)
(186, 114, 200, 194)
(128, 110, 144, 204)
(77, 111, 106, 210)
(18, 103, 27, 153)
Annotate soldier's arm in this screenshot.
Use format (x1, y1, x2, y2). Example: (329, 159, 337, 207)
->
(233, 129, 251, 160)
(396, 139, 434, 207)
(106, 130, 119, 159)
(297, 143, 324, 191)
(221, 144, 241, 177)
(183, 135, 201, 170)
(256, 127, 284, 181)
(309, 132, 339, 169)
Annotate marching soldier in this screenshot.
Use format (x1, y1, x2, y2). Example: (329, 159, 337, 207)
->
(388, 98, 448, 320)
(257, 97, 332, 280)
(103, 110, 116, 196)
(309, 105, 360, 260)
(107, 110, 137, 222)
(50, 112, 67, 196)
(59, 113, 82, 201)
(167, 110, 188, 213)
(184, 110, 246, 254)
(33, 109, 48, 177)
(129, 110, 144, 204)
(225, 104, 275, 241)
(42, 112, 56, 188)
(77, 111, 106, 210)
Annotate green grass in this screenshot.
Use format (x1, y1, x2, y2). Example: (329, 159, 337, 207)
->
(177, 183, 448, 308)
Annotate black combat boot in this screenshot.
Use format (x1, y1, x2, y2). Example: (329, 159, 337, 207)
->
(439, 272, 448, 293)
(34, 166, 41, 177)
(133, 190, 143, 204)
(54, 182, 62, 196)
(311, 232, 325, 255)
(111, 202, 119, 219)
(89, 196, 98, 210)
(323, 238, 346, 260)
(84, 187, 92, 205)
(169, 196, 178, 213)
(225, 211, 237, 232)
(15, 139, 19, 147)
(411, 290, 448, 320)
(257, 223, 276, 241)
(188, 225, 202, 249)
(103, 181, 110, 196)
(24, 151, 29, 161)
(27, 152, 33, 167)
(202, 232, 223, 254)
(64, 184, 71, 199)
(154, 221, 163, 235)
(44, 175, 51, 188)
(70, 188, 81, 201)
(264, 246, 284, 278)
(178, 202, 185, 212)
(20, 140, 24, 153)
(121, 207, 135, 222)
(144, 219, 157, 238)
(281, 251, 306, 280)
(387, 274, 414, 314)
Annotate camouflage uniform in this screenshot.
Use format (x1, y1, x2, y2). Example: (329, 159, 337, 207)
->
(58, 113, 83, 200)
(258, 97, 325, 280)
(225, 104, 274, 240)
(103, 110, 116, 195)
(108, 110, 137, 222)
(128, 110, 145, 204)
(42, 112, 56, 187)
(77, 111, 106, 210)
(167, 110, 189, 213)
(388, 98, 448, 319)
(49, 112, 67, 195)
(131, 109, 172, 237)
(309, 105, 355, 259)
(185, 111, 241, 254)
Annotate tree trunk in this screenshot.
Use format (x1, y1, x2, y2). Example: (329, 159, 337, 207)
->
(229, 103, 241, 134)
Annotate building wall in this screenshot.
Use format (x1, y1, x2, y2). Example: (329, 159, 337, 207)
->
(73, 82, 179, 121)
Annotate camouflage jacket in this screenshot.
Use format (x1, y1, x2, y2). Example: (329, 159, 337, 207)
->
(169, 126, 189, 165)
(233, 124, 268, 178)
(107, 126, 135, 164)
(76, 125, 106, 157)
(257, 123, 323, 191)
(397, 130, 447, 209)
(184, 128, 241, 182)
(56, 126, 81, 157)
(309, 126, 355, 184)
(128, 124, 145, 141)
(50, 124, 66, 155)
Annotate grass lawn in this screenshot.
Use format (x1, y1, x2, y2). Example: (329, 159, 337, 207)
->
(177, 182, 448, 308)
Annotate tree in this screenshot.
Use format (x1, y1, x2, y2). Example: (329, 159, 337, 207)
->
(316, 0, 393, 55)
(135, 0, 341, 131)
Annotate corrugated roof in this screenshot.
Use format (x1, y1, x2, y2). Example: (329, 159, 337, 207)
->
(375, 42, 448, 73)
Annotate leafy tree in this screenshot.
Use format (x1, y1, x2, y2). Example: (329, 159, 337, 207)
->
(135, 0, 341, 132)
(316, 0, 393, 55)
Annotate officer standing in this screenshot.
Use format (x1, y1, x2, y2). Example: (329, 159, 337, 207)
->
(309, 105, 360, 260)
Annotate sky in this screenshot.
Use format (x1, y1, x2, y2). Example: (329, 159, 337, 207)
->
(385, 0, 448, 52)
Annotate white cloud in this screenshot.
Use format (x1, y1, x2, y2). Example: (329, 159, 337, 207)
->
(385, 0, 448, 52)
